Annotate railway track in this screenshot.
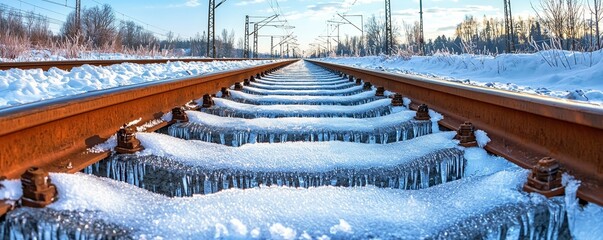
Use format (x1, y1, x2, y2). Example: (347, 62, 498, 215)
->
(0, 58, 262, 71)
(0, 59, 601, 238)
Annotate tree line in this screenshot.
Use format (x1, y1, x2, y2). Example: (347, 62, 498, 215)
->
(314, 0, 603, 57)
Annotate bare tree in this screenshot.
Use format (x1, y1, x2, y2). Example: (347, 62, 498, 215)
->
(589, 0, 603, 48)
(565, 0, 583, 50)
(532, 0, 567, 41)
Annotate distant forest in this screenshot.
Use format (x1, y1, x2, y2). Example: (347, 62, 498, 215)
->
(1, 0, 602, 59)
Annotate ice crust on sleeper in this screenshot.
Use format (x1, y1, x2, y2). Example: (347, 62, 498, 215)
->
(207, 97, 393, 118)
(183, 108, 417, 133)
(228, 90, 377, 105)
(37, 169, 532, 239)
(136, 131, 457, 172)
(248, 81, 354, 90)
(254, 78, 350, 86)
(242, 84, 364, 96)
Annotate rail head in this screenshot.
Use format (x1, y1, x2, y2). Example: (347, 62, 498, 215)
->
(307, 59, 603, 205)
(307, 60, 603, 129)
(0, 58, 288, 71)
(0, 60, 298, 179)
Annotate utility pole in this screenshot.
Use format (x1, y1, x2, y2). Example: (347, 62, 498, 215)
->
(270, 36, 274, 58)
(503, 0, 514, 53)
(75, 0, 81, 32)
(385, 0, 393, 55)
(419, 0, 425, 55)
(207, 0, 226, 58)
(253, 24, 259, 58)
(244, 15, 250, 58)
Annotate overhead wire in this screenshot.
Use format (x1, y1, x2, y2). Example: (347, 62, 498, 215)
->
(87, 0, 169, 37)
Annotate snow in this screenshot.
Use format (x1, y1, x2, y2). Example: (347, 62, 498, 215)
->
(134, 131, 458, 172)
(0, 60, 275, 109)
(463, 147, 519, 177)
(255, 78, 349, 86)
(242, 85, 364, 96)
(208, 97, 393, 118)
(249, 81, 354, 90)
(7, 169, 534, 238)
(320, 51, 603, 105)
(182, 109, 418, 133)
(474, 129, 491, 148)
(0, 179, 22, 201)
(563, 174, 603, 239)
(228, 89, 377, 105)
(0, 50, 199, 62)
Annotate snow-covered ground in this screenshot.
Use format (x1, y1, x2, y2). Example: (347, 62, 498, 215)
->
(0, 50, 194, 62)
(320, 50, 603, 105)
(0, 60, 275, 109)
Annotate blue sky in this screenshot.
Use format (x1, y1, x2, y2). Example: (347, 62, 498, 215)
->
(4, 0, 536, 54)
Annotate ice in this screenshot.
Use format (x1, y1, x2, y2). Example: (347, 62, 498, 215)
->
(228, 90, 378, 106)
(0, 179, 22, 201)
(475, 129, 491, 148)
(464, 147, 520, 177)
(249, 81, 354, 90)
(562, 174, 603, 239)
(84, 132, 465, 196)
(168, 110, 433, 146)
(254, 78, 350, 86)
(203, 98, 394, 118)
(0, 60, 276, 109)
(242, 85, 364, 96)
(2, 169, 571, 239)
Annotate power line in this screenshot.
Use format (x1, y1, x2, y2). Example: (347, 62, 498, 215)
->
(17, 0, 68, 16)
(88, 0, 170, 34)
(40, 0, 74, 9)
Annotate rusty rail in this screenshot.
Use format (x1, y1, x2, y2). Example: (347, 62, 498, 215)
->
(0, 60, 297, 180)
(308, 60, 603, 205)
(0, 58, 268, 71)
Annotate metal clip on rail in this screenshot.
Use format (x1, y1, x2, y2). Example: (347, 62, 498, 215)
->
(455, 121, 477, 147)
(415, 104, 431, 121)
(391, 93, 404, 106)
(355, 78, 362, 85)
(348, 75, 354, 82)
(21, 167, 58, 208)
(363, 82, 372, 91)
(172, 106, 189, 122)
(523, 157, 565, 198)
(201, 94, 214, 108)
(221, 87, 230, 97)
(234, 82, 243, 91)
(376, 87, 385, 97)
(115, 124, 144, 154)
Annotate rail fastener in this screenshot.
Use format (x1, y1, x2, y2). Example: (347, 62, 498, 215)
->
(455, 121, 478, 147)
(115, 124, 144, 154)
(391, 93, 404, 106)
(234, 82, 243, 91)
(355, 78, 362, 85)
(415, 104, 431, 121)
(376, 87, 385, 97)
(21, 167, 58, 208)
(363, 82, 373, 91)
(221, 87, 231, 97)
(523, 157, 565, 198)
(172, 106, 190, 122)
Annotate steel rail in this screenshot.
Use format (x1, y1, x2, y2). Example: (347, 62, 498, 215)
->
(308, 60, 603, 205)
(0, 60, 297, 180)
(0, 58, 268, 71)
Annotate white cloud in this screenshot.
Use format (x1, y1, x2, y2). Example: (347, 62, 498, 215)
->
(185, 0, 201, 7)
(236, 0, 267, 6)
